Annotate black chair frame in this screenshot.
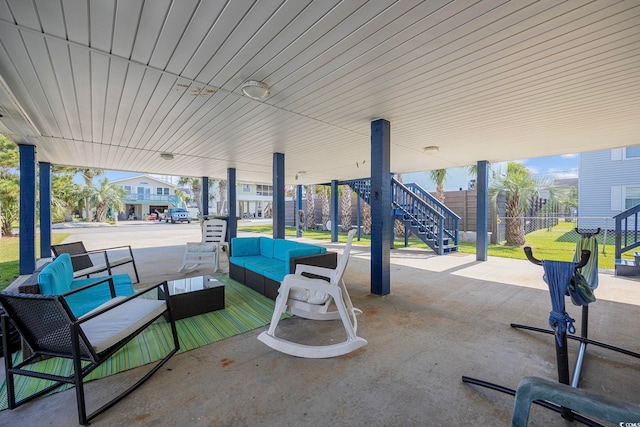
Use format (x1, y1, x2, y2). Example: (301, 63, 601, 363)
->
(52, 241, 140, 284)
(1, 281, 179, 425)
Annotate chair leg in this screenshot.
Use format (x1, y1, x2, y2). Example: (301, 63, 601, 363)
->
(2, 316, 17, 409)
(265, 282, 292, 336)
(71, 326, 88, 425)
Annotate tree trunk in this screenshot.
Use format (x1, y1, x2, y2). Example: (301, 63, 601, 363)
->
(361, 201, 372, 234)
(505, 198, 525, 246)
(95, 202, 108, 222)
(340, 185, 352, 231)
(319, 187, 329, 227)
(306, 185, 315, 229)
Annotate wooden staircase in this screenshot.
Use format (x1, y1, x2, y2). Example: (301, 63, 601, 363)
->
(348, 178, 459, 255)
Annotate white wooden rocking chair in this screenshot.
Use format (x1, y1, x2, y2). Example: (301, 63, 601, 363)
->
(257, 229, 366, 358)
(178, 218, 227, 273)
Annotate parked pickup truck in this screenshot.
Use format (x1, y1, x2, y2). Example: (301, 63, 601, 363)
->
(165, 207, 192, 224)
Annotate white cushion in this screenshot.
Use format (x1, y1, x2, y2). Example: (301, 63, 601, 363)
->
(289, 280, 331, 305)
(80, 297, 167, 354)
(186, 243, 216, 252)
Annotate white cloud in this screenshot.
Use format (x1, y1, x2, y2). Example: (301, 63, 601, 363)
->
(560, 153, 578, 158)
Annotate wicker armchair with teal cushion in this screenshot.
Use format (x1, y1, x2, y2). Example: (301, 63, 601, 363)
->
(0, 281, 179, 426)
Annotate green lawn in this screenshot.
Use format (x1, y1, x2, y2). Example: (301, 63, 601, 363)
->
(238, 221, 625, 270)
(0, 233, 69, 290)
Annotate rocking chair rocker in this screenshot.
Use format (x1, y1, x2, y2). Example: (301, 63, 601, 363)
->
(257, 229, 366, 358)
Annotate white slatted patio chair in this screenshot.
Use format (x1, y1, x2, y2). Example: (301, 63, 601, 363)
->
(258, 229, 366, 358)
(178, 218, 227, 273)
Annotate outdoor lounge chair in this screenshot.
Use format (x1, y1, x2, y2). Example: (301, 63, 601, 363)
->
(510, 376, 640, 427)
(178, 218, 227, 273)
(52, 241, 140, 284)
(0, 281, 179, 426)
(257, 229, 367, 358)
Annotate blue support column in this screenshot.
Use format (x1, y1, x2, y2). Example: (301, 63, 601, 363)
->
(476, 160, 489, 261)
(370, 119, 391, 296)
(331, 180, 338, 242)
(296, 185, 303, 238)
(39, 162, 52, 259)
(273, 152, 285, 239)
(19, 144, 36, 274)
(227, 168, 237, 243)
(201, 177, 209, 216)
(357, 194, 361, 241)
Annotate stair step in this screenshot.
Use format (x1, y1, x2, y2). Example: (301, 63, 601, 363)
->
(615, 259, 640, 277)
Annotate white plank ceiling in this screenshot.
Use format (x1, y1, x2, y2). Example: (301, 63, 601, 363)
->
(0, 0, 638, 184)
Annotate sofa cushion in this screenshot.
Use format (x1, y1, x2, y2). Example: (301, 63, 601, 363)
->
(231, 237, 261, 257)
(243, 257, 284, 277)
(38, 253, 74, 294)
(259, 237, 275, 259)
(80, 297, 166, 354)
(66, 274, 134, 318)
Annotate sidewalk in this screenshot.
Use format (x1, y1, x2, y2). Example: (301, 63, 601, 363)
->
(3, 224, 639, 426)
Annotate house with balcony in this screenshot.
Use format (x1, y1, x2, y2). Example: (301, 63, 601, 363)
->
(235, 182, 274, 219)
(112, 175, 182, 220)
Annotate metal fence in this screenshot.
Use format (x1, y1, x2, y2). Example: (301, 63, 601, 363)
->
(495, 216, 615, 254)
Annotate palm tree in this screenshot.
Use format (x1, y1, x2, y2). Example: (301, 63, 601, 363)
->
(491, 162, 538, 246)
(305, 185, 315, 229)
(318, 185, 330, 228)
(361, 201, 372, 234)
(0, 135, 19, 235)
(430, 169, 447, 203)
(51, 170, 81, 222)
(340, 184, 352, 231)
(178, 177, 202, 214)
(90, 178, 126, 222)
(217, 179, 227, 214)
(80, 168, 104, 221)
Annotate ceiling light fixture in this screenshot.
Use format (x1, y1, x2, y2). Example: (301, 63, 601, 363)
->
(160, 153, 174, 160)
(241, 80, 270, 100)
(423, 146, 439, 153)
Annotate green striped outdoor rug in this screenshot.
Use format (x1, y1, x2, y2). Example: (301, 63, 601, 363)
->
(0, 275, 285, 411)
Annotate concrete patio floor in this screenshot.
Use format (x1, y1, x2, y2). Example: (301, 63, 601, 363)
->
(2, 222, 639, 426)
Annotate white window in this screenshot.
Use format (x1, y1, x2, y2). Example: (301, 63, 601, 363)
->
(625, 146, 640, 159)
(242, 184, 251, 193)
(256, 185, 273, 196)
(123, 185, 132, 194)
(626, 186, 640, 209)
(156, 187, 169, 195)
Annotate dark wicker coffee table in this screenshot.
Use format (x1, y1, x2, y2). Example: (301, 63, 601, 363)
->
(159, 275, 225, 320)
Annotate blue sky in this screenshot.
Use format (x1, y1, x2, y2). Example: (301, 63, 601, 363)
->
(85, 153, 579, 192)
(403, 153, 579, 192)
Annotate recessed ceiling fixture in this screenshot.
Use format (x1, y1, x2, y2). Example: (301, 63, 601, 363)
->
(160, 153, 174, 160)
(241, 80, 270, 100)
(423, 146, 439, 153)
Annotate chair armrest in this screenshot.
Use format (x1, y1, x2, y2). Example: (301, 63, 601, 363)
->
(86, 245, 133, 253)
(77, 282, 167, 324)
(511, 376, 640, 427)
(61, 276, 116, 298)
(294, 264, 333, 279)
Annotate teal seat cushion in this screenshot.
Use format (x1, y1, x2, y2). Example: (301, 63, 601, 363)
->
(231, 237, 261, 257)
(38, 253, 74, 295)
(66, 274, 134, 318)
(259, 237, 275, 258)
(243, 257, 284, 277)
(262, 263, 289, 283)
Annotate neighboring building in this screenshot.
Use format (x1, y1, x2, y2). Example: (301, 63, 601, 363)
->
(235, 182, 274, 218)
(111, 175, 182, 220)
(579, 146, 640, 229)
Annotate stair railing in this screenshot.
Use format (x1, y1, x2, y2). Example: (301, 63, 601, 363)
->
(614, 203, 640, 260)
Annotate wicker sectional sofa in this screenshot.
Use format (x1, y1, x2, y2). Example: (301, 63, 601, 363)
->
(229, 237, 337, 300)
